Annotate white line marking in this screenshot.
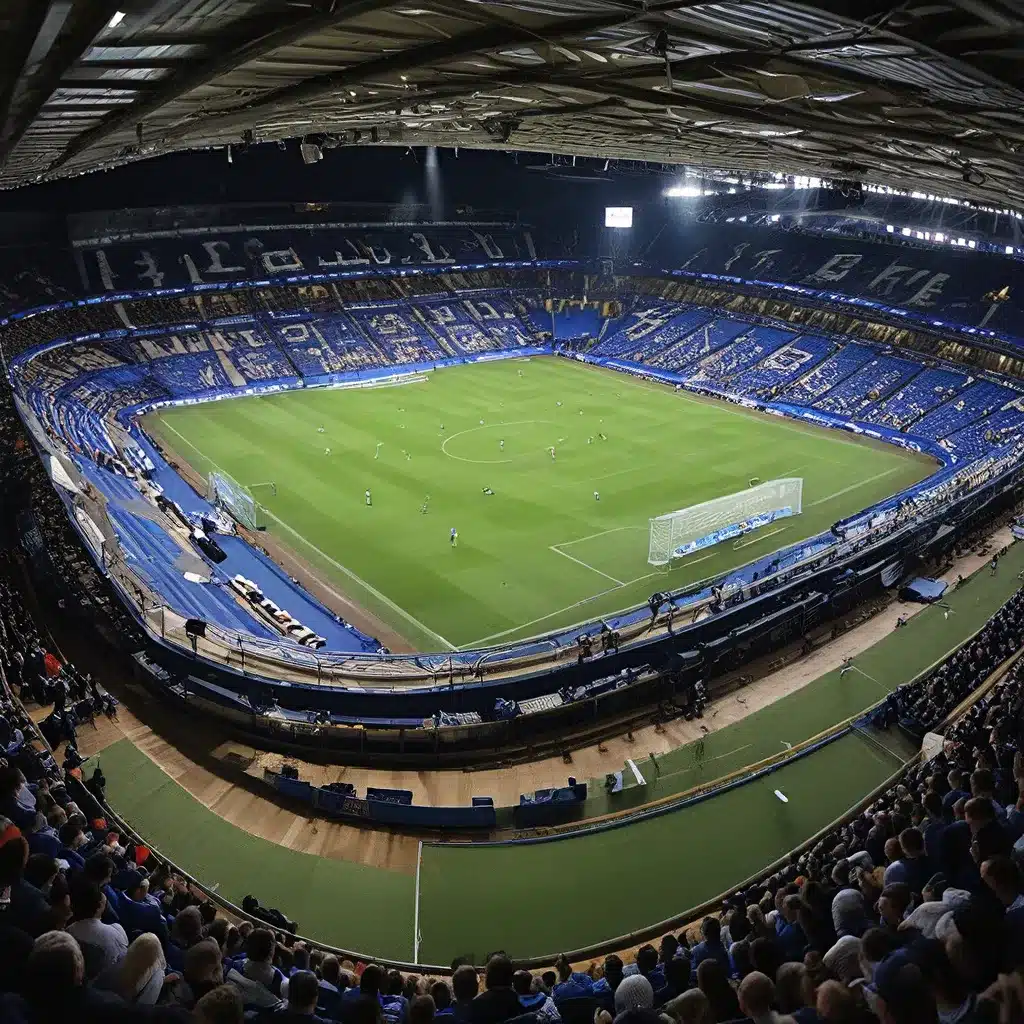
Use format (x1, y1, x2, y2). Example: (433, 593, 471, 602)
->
(672, 742, 754, 774)
(413, 840, 423, 963)
(851, 665, 889, 691)
(439, 419, 551, 464)
(158, 419, 458, 651)
(555, 524, 646, 548)
(807, 465, 905, 507)
(732, 525, 789, 550)
(549, 545, 624, 585)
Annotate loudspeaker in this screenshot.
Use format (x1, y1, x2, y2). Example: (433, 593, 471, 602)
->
(184, 618, 208, 639)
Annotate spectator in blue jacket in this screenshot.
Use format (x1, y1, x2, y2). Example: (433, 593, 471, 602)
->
(56, 821, 86, 870)
(552, 953, 593, 1003)
(513, 970, 560, 1021)
(115, 869, 168, 947)
(432, 980, 455, 1019)
(774, 896, 807, 962)
(689, 917, 731, 984)
(591, 954, 622, 1012)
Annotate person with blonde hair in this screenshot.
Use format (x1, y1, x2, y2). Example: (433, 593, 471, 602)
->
(195, 983, 245, 1024)
(664, 988, 712, 1024)
(96, 931, 167, 1005)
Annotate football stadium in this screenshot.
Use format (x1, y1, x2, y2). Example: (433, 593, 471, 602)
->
(2, 3, 1024, 1023)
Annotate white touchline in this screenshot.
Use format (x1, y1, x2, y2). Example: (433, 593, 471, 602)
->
(807, 465, 904, 507)
(413, 840, 423, 963)
(158, 420, 459, 652)
(733, 526, 788, 550)
(549, 545, 624, 586)
(259, 509, 459, 651)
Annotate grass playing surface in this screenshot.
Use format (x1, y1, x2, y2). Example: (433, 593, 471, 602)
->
(95, 544, 1024, 965)
(146, 357, 932, 650)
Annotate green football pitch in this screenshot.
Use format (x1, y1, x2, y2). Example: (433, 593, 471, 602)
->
(95, 546, 1024, 964)
(146, 357, 932, 650)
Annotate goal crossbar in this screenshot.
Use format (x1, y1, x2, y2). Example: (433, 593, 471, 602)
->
(648, 478, 803, 566)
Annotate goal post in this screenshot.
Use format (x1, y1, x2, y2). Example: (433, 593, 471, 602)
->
(648, 478, 803, 566)
(208, 470, 260, 532)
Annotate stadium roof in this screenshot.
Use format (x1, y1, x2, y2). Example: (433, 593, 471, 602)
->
(1, 0, 1023, 206)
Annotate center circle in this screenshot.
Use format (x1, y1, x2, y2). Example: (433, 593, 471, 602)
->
(440, 420, 561, 464)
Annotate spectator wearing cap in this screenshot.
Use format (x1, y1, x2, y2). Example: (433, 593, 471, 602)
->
(688, 918, 730, 984)
(513, 970, 560, 1022)
(868, 951, 937, 1024)
(65, 880, 128, 973)
(471, 954, 522, 1024)
(552, 953, 593, 1002)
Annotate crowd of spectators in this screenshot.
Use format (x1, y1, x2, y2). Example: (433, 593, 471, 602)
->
(0, 553, 1022, 1024)
(880, 585, 1024, 738)
(4, 339, 1024, 1022)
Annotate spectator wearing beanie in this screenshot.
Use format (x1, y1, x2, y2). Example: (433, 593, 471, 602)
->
(614, 974, 654, 1016)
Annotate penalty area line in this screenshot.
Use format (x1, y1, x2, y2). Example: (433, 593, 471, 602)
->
(549, 544, 624, 586)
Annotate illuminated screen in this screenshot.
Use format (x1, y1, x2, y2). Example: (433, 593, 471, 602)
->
(605, 207, 633, 229)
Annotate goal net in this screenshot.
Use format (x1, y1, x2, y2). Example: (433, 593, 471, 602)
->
(208, 470, 258, 531)
(648, 478, 803, 566)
